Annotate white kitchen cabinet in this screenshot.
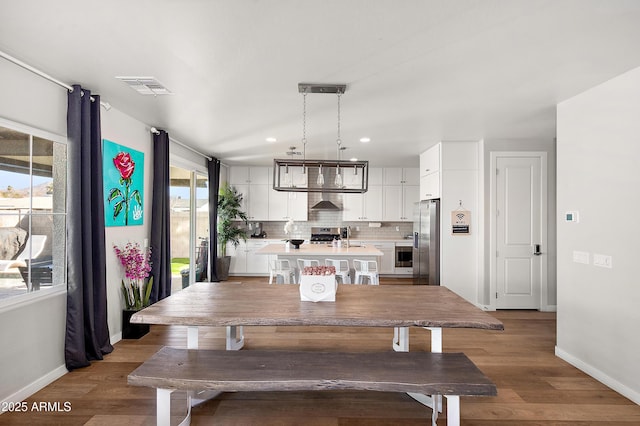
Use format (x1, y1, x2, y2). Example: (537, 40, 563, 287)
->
(369, 242, 395, 274)
(227, 240, 272, 275)
(343, 166, 382, 189)
(343, 185, 383, 221)
(227, 241, 247, 274)
(268, 190, 308, 221)
(383, 168, 419, 186)
(420, 172, 440, 200)
(419, 144, 441, 200)
(233, 183, 270, 221)
(386, 185, 420, 221)
(419, 145, 440, 177)
(229, 167, 269, 184)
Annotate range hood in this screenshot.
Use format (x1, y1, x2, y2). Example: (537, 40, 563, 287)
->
(310, 199, 340, 210)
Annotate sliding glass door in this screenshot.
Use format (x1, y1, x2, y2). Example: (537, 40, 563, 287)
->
(169, 166, 209, 292)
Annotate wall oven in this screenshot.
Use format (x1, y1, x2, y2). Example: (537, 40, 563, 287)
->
(395, 245, 413, 268)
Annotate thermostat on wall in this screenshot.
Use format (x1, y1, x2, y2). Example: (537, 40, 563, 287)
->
(565, 211, 579, 223)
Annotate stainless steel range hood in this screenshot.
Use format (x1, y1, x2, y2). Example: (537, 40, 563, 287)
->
(310, 199, 340, 210)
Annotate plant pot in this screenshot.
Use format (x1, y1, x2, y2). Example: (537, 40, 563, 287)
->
(215, 256, 231, 281)
(122, 309, 149, 339)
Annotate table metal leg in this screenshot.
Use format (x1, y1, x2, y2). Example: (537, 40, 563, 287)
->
(445, 395, 460, 426)
(226, 325, 245, 350)
(392, 326, 409, 352)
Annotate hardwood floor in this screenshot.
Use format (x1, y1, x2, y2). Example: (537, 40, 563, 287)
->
(1, 277, 638, 425)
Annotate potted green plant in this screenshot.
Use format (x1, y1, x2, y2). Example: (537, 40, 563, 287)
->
(216, 182, 248, 280)
(113, 242, 153, 338)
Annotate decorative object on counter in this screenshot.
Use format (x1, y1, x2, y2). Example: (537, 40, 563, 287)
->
(217, 182, 248, 280)
(113, 241, 153, 338)
(299, 265, 337, 302)
(273, 83, 369, 194)
(288, 239, 304, 249)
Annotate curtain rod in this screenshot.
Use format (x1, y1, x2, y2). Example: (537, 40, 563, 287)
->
(150, 127, 212, 161)
(0, 49, 111, 110)
(0, 48, 211, 162)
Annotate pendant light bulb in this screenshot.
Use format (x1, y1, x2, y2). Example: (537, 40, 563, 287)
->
(317, 165, 324, 185)
(335, 165, 342, 187)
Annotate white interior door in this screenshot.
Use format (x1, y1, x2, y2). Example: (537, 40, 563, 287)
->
(494, 154, 547, 309)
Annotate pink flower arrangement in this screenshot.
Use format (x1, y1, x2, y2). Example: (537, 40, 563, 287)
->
(302, 265, 336, 276)
(113, 242, 153, 310)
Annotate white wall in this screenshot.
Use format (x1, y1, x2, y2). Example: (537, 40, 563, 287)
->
(101, 109, 153, 341)
(0, 59, 68, 402)
(0, 58, 155, 402)
(556, 66, 640, 404)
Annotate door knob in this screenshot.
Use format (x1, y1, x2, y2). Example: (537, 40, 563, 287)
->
(533, 244, 542, 256)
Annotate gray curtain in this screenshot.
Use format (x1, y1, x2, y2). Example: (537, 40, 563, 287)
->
(149, 130, 171, 302)
(65, 85, 113, 370)
(208, 158, 221, 281)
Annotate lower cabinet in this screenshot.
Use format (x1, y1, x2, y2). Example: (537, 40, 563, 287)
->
(370, 242, 395, 275)
(227, 240, 272, 275)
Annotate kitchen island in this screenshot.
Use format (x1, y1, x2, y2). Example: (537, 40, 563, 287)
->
(254, 242, 383, 258)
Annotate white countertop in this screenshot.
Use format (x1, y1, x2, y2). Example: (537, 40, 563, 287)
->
(255, 243, 384, 256)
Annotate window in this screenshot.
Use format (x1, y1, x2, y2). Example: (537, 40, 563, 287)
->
(169, 166, 210, 292)
(0, 122, 67, 302)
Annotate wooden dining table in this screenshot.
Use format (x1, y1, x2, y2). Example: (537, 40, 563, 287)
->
(131, 281, 504, 415)
(131, 281, 503, 350)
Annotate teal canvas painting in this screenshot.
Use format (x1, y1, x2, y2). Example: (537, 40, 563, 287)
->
(103, 139, 144, 227)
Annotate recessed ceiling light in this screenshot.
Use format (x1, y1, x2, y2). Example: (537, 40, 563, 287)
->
(266, 137, 277, 142)
(360, 137, 371, 143)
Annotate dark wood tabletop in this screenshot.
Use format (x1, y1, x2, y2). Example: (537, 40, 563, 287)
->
(131, 282, 504, 331)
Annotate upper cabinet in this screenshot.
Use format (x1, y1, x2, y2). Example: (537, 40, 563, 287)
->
(419, 145, 441, 200)
(382, 168, 419, 186)
(382, 167, 419, 222)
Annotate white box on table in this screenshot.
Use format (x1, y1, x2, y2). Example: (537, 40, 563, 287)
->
(299, 275, 337, 302)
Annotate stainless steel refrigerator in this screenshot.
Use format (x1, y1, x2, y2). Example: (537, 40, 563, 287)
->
(413, 199, 440, 285)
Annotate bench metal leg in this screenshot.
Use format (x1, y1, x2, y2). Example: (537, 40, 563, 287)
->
(226, 325, 245, 350)
(445, 395, 460, 426)
(397, 327, 443, 416)
(187, 326, 199, 349)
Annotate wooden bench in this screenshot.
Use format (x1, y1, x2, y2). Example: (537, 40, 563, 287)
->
(128, 347, 497, 426)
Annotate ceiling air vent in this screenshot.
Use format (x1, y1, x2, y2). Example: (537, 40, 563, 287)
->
(115, 76, 172, 95)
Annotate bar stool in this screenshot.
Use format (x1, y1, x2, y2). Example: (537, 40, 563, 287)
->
(325, 259, 351, 284)
(297, 258, 320, 281)
(353, 259, 379, 285)
(269, 259, 296, 284)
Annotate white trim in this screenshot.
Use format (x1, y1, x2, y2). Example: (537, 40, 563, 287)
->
(555, 346, 640, 405)
(0, 364, 67, 406)
(0, 286, 66, 314)
(489, 151, 548, 310)
(0, 116, 66, 144)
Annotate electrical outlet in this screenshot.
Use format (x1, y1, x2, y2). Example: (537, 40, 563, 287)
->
(572, 251, 590, 264)
(593, 254, 613, 268)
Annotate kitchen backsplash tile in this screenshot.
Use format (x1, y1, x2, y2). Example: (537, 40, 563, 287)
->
(254, 219, 413, 240)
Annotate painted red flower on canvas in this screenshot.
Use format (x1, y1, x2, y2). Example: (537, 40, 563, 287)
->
(108, 151, 141, 226)
(113, 152, 135, 180)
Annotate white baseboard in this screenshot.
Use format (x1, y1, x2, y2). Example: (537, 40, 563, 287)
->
(555, 346, 640, 405)
(111, 332, 122, 345)
(541, 304, 557, 312)
(0, 364, 67, 406)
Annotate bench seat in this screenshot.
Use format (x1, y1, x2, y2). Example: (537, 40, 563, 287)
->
(128, 347, 497, 426)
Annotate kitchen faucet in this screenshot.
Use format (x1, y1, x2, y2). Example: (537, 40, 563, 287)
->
(347, 226, 351, 248)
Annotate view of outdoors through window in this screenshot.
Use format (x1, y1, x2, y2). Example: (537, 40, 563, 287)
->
(169, 166, 209, 292)
(0, 124, 66, 301)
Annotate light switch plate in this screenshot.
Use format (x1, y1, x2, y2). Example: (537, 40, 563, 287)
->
(573, 251, 590, 264)
(593, 254, 613, 268)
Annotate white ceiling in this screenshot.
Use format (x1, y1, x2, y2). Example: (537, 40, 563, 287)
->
(2, 0, 640, 166)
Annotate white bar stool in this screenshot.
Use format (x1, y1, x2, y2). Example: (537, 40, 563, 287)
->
(269, 259, 296, 284)
(325, 259, 351, 284)
(353, 259, 379, 285)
